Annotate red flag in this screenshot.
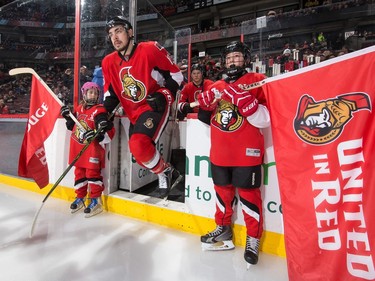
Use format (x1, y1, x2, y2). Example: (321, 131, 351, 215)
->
(18, 76, 61, 188)
(263, 46, 375, 280)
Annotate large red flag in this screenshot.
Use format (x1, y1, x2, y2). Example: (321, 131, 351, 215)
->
(263, 46, 375, 280)
(18, 75, 61, 188)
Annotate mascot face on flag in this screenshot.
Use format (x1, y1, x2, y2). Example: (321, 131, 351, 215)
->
(294, 93, 371, 145)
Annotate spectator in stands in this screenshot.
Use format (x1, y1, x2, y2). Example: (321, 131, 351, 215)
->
(92, 66, 104, 96)
(279, 48, 295, 72)
(214, 61, 225, 81)
(317, 32, 326, 45)
(0, 99, 9, 114)
(80, 65, 91, 85)
(179, 59, 189, 83)
(63, 68, 74, 103)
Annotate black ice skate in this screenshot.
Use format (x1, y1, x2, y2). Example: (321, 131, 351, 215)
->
(244, 235, 260, 269)
(157, 164, 183, 199)
(70, 198, 85, 214)
(200, 225, 235, 251)
(84, 197, 103, 218)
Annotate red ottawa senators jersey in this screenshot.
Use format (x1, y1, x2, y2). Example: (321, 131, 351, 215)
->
(179, 79, 214, 113)
(208, 72, 268, 167)
(69, 104, 115, 169)
(102, 41, 183, 124)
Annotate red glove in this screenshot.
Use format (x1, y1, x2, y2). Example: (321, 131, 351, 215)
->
(197, 89, 216, 110)
(222, 85, 248, 103)
(236, 94, 259, 117)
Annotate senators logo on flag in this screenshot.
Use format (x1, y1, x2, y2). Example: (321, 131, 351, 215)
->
(294, 93, 371, 145)
(18, 75, 61, 188)
(263, 46, 375, 281)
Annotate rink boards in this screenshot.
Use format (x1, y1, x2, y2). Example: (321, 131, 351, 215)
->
(0, 115, 285, 257)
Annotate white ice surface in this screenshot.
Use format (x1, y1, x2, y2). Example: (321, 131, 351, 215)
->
(0, 183, 289, 281)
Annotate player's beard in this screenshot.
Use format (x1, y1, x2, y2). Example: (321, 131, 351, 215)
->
(114, 37, 133, 57)
(114, 40, 127, 52)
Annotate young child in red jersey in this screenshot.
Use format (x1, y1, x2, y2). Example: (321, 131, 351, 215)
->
(60, 82, 115, 218)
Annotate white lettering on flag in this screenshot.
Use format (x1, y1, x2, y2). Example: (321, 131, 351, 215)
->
(27, 102, 49, 132)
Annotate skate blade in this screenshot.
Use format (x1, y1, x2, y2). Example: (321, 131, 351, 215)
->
(170, 174, 183, 190)
(84, 208, 103, 218)
(70, 205, 84, 214)
(163, 174, 184, 201)
(246, 263, 253, 270)
(201, 241, 235, 251)
(160, 175, 183, 201)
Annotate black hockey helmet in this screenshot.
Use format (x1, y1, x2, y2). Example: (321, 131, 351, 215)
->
(106, 16, 132, 33)
(222, 41, 251, 80)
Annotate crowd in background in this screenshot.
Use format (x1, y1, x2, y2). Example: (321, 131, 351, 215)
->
(0, 0, 373, 53)
(0, 34, 355, 116)
(0, 64, 96, 114)
(0, 0, 374, 114)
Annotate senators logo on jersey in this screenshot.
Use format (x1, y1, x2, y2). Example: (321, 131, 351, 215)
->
(211, 99, 243, 132)
(294, 93, 371, 145)
(120, 67, 146, 102)
(73, 119, 90, 144)
(193, 89, 202, 102)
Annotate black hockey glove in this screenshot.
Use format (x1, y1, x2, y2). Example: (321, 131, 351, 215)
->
(83, 130, 105, 143)
(103, 86, 120, 121)
(83, 130, 96, 142)
(60, 105, 75, 131)
(65, 118, 75, 131)
(154, 67, 179, 96)
(60, 105, 71, 119)
(94, 113, 113, 132)
(96, 132, 105, 143)
(181, 102, 194, 115)
(146, 92, 167, 113)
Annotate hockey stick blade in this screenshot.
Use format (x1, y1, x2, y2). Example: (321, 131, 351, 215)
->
(9, 67, 83, 130)
(9, 67, 37, 76)
(29, 202, 44, 238)
(189, 79, 267, 108)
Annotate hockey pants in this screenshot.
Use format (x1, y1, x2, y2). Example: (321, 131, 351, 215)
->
(214, 184, 263, 239)
(74, 167, 104, 198)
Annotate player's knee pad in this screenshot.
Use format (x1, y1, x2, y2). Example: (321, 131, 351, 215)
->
(214, 184, 236, 204)
(128, 133, 156, 163)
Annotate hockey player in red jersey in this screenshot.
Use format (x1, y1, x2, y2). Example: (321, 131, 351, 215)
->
(60, 82, 115, 218)
(177, 64, 214, 120)
(102, 16, 184, 198)
(197, 41, 270, 267)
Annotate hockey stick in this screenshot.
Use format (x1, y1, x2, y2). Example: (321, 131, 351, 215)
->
(29, 103, 121, 237)
(9, 67, 84, 131)
(189, 79, 267, 108)
(163, 90, 184, 200)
